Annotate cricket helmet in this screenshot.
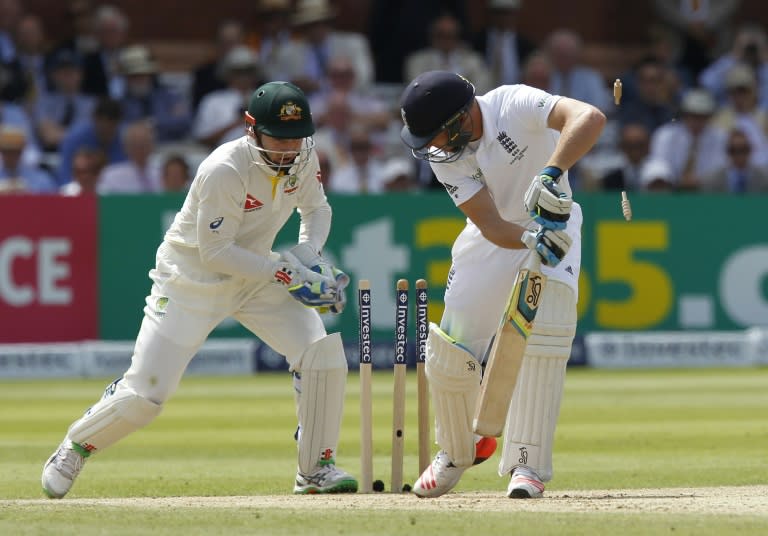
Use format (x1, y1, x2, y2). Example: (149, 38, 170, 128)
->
(400, 71, 476, 163)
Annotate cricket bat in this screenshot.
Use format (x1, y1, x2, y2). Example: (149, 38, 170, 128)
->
(473, 252, 547, 437)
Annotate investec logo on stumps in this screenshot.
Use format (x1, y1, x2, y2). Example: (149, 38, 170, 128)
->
(359, 289, 371, 364)
(416, 288, 428, 360)
(395, 289, 408, 364)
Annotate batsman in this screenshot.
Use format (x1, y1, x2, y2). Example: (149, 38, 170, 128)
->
(42, 81, 358, 497)
(399, 71, 605, 498)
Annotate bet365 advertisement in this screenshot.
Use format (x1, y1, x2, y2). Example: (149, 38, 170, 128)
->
(1, 193, 766, 343)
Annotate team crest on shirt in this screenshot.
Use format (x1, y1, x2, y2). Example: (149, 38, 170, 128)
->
(279, 102, 303, 121)
(283, 174, 299, 194)
(496, 131, 528, 164)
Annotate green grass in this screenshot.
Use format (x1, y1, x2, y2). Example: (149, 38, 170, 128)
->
(1, 368, 767, 535)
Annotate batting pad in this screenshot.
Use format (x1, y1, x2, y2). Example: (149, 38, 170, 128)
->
(68, 381, 162, 454)
(426, 323, 481, 468)
(498, 280, 575, 481)
(294, 333, 347, 474)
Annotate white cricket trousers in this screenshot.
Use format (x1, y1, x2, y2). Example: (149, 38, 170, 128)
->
(121, 242, 327, 403)
(440, 203, 582, 361)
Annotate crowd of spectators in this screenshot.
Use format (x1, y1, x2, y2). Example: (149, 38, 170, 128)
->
(1, 0, 767, 196)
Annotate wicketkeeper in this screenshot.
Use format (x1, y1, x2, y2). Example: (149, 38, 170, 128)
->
(42, 81, 358, 498)
(399, 71, 605, 498)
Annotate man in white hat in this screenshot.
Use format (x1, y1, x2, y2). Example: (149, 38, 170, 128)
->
(270, 0, 373, 95)
(118, 45, 191, 142)
(649, 87, 727, 189)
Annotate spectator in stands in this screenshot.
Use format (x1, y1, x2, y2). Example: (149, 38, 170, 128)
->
(60, 146, 105, 195)
(80, 4, 130, 97)
(473, 0, 536, 87)
(545, 29, 611, 112)
(193, 45, 264, 149)
(601, 123, 654, 191)
(160, 153, 191, 192)
(54, 0, 100, 57)
(0, 1, 28, 103)
(368, 0, 469, 83)
(0, 0, 21, 64)
(521, 51, 554, 91)
(310, 56, 391, 135)
(616, 56, 676, 132)
(57, 96, 126, 185)
(405, 13, 492, 94)
(646, 24, 694, 95)
(649, 87, 727, 191)
(712, 63, 768, 168)
(0, 99, 41, 166)
(34, 49, 94, 152)
(328, 125, 415, 193)
(272, 0, 374, 95)
(638, 156, 675, 192)
(652, 0, 740, 79)
(14, 14, 50, 106)
(248, 0, 293, 67)
(699, 128, 768, 193)
(191, 19, 246, 112)
(0, 126, 56, 193)
(699, 23, 768, 108)
(312, 90, 357, 171)
(117, 45, 191, 143)
(97, 120, 160, 193)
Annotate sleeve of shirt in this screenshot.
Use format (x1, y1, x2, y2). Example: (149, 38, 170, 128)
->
(295, 158, 331, 252)
(504, 85, 561, 131)
(431, 160, 485, 207)
(195, 163, 276, 281)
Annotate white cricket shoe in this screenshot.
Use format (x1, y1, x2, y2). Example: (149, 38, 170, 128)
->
(294, 463, 358, 494)
(507, 465, 545, 499)
(413, 450, 465, 498)
(42, 439, 86, 499)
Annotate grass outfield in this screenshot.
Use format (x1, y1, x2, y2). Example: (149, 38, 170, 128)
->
(1, 368, 767, 535)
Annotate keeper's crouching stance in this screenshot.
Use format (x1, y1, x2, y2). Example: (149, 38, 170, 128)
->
(42, 81, 357, 498)
(398, 71, 604, 498)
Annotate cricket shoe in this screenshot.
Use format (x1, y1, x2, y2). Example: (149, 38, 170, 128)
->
(294, 463, 358, 494)
(413, 450, 465, 498)
(42, 439, 88, 499)
(507, 465, 545, 499)
(414, 437, 498, 498)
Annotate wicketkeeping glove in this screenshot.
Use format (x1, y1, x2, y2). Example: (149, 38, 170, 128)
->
(521, 226, 573, 267)
(272, 258, 338, 308)
(523, 166, 572, 230)
(286, 243, 350, 314)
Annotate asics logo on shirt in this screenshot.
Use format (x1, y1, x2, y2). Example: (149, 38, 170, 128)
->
(209, 217, 224, 229)
(244, 194, 264, 212)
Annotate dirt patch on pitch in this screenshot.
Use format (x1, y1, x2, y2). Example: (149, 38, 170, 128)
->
(7, 485, 768, 515)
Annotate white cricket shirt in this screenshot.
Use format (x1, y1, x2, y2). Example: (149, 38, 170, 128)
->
(430, 84, 567, 225)
(164, 136, 330, 281)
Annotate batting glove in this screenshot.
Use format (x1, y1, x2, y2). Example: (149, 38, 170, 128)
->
(523, 166, 572, 230)
(521, 227, 572, 267)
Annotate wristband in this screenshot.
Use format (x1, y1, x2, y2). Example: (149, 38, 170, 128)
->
(540, 166, 563, 181)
